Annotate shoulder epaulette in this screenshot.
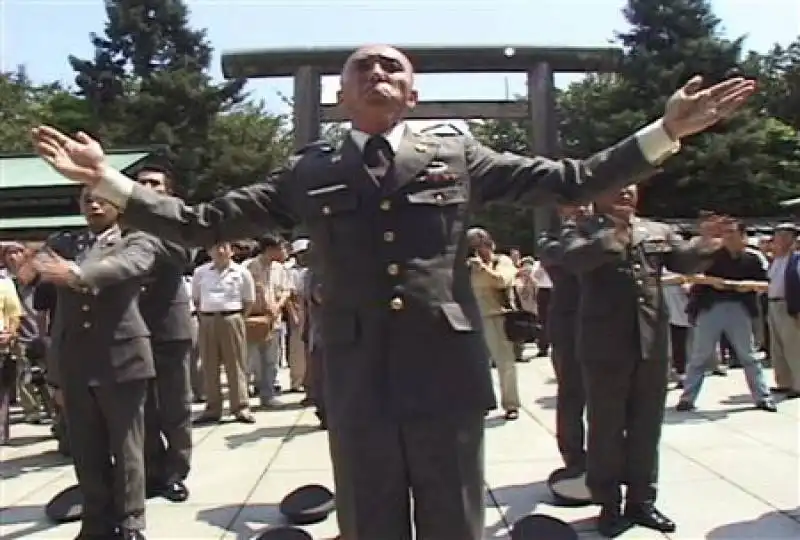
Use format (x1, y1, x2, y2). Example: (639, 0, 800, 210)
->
(297, 140, 334, 155)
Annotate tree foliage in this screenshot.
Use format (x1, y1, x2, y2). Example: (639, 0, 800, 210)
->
(470, 0, 800, 239)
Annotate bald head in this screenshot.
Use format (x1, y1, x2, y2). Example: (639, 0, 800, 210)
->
(337, 44, 418, 134)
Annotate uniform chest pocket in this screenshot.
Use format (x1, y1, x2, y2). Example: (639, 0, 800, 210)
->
(404, 184, 469, 244)
(305, 188, 360, 245)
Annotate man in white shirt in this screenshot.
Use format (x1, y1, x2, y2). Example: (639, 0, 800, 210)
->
(191, 242, 255, 424)
(285, 238, 310, 394)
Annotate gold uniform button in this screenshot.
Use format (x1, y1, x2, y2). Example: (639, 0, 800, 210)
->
(322, 205, 332, 215)
(141, 286, 148, 292)
(83, 321, 92, 329)
(390, 297, 404, 310)
(384, 231, 395, 242)
(387, 263, 399, 276)
(81, 305, 90, 312)
(638, 297, 646, 304)
(633, 263, 642, 271)
(380, 200, 391, 211)
(635, 279, 644, 286)
(434, 193, 444, 202)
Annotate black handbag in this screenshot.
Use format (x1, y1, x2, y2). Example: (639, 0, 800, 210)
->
(492, 258, 541, 343)
(502, 288, 542, 343)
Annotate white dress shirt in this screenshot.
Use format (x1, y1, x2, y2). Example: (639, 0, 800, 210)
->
(531, 260, 553, 289)
(191, 261, 255, 313)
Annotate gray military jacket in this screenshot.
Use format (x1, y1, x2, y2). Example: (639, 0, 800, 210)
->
(97, 126, 670, 427)
(560, 215, 716, 363)
(47, 226, 162, 388)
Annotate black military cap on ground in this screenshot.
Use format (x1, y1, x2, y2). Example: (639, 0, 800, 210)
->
(44, 484, 83, 523)
(546, 467, 592, 507)
(511, 514, 578, 540)
(279, 484, 335, 525)
(254, 526, 313, 540)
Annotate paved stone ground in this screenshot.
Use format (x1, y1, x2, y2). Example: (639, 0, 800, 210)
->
(1, 350, 799, 539)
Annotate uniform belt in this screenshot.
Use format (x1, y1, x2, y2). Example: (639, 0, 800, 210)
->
(199, 310, 242, 316)
(768, 297, 785, 302)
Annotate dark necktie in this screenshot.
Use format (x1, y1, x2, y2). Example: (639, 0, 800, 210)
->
(363, 135, 394, 169)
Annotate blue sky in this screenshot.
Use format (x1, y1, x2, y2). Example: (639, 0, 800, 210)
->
(1, 0, 798, 118)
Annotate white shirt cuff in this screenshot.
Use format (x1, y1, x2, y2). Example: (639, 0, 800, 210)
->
(93, 165, 136, 210)
(635, 119, 681, 165)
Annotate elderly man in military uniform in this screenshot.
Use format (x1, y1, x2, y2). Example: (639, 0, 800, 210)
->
(134, 164, 195, 504)
(33, 43, 753, 540)
(559, 184, 721, 538)
(34, 188, 165, 540)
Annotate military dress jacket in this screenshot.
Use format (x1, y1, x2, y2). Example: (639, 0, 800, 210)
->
(99, 127, 669, 427)
(46, 227, 162, 388)
(560, 215, 716, 363)
(137, 240, 193, 343)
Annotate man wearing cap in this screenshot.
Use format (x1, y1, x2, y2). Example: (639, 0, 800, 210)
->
(33, 44, 754, 540)
(765, 223, 800, 398)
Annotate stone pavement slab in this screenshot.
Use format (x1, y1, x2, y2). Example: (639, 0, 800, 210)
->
(1, 356, 798, 539)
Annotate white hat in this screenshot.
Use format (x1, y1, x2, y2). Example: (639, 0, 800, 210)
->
(291, 238, 310, 254)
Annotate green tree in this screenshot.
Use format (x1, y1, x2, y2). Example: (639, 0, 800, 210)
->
(0, 68, 92, 153)
(68, 0, 277, 197)
(748, 38, 800, 131)
(199, 101, 291, 200)
(613, 0, 800, 217)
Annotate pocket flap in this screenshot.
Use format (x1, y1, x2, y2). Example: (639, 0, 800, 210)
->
(407, 186, 467, 206)
(439, 302, 475, 332)
(307, 188, 359, 217)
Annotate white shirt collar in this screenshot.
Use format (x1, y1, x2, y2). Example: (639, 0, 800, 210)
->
(350, 123, 406, 153)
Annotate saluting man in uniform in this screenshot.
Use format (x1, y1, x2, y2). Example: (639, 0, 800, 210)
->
(35, 187, 166, 540)
(559, 184, 722, 538)
(33, 44, 753, 540)
(134, 164, 195, 503)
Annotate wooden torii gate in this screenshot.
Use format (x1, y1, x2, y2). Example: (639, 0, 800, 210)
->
(220, 45, 623, 246)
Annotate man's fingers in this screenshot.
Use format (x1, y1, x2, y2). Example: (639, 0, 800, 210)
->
(75, 131, 93, 145)
(681, 75, 705, 96)
(706, 77, 752, 100)
(714, 85, 757, 117)
(33, 125, 73, 146)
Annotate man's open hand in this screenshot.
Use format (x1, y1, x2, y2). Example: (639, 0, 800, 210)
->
(31, 126, 106, 186)
(662, 76, 756, 140)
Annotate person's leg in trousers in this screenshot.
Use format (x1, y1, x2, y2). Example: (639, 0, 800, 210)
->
(669, 324, 688, 375)
(188, 315, 204, 401)
(63, 383, 116, 535)
(328, 422, 412, 540)
(0, 357, 15, 444)
(198, 316, 223, 418)
(536, 288, 552, 355)
(768, 302, 794, 390)
(15, 359, 41, 422)
(583, 352, 635, 506)
(723, 304, 771, 404)
(96, 379, 148, 533)
(218, 314, 249, 414)
(143, 378, 166, 486)
(552, 337, 587, 471)
(309, 346, 327, 424)
(153, 340, 193, 483)
(482, 316, 520, 412)
(256, 334, 280, 406)
(288, 321, 306, 391)
(680, 305, 726, 405)
(404, 414, 485, 540)
(624, 353, 670, 505)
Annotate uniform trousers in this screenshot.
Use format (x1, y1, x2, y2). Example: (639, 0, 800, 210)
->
(329, 413, 485, 540)
(187, 315, 204, 400)
(583, 346, 668, 505)
(144, 340, 193, 485)
(63, 378, 148, 534)
(768, 299, 800, 391)
(550, 318, 586, 470)
(198, 312, 249, 416)
(481, 315, 520, 410)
